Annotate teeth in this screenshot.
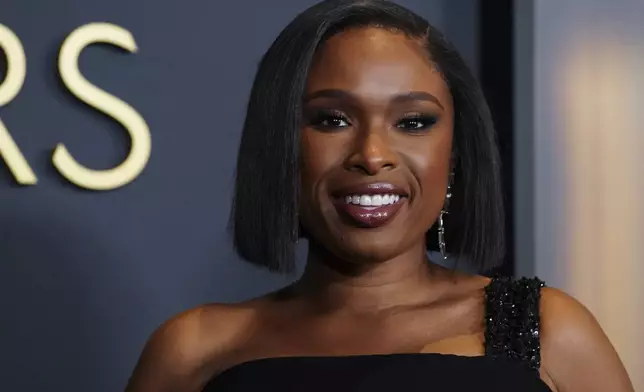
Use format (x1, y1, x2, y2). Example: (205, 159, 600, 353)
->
(371, 195, 383, 206)
(344, 194, 401, 206)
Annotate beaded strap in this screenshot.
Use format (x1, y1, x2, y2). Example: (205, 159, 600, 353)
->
(484, 276, 546, 372)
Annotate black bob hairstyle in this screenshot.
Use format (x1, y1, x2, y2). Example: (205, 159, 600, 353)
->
(230, 0, 505, 274)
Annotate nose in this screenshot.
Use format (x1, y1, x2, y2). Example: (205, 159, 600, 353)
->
(344, 129, 398, 175)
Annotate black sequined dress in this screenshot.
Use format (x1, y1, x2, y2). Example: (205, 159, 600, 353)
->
(204, 277, 551, 391)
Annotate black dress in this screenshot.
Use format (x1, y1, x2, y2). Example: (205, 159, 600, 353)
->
(203, 277, 552, 391)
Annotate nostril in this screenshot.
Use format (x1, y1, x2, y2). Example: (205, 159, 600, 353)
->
(345, 157, 397, 175)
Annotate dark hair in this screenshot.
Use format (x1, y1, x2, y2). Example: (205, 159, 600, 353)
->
(230, 0, 505, 274)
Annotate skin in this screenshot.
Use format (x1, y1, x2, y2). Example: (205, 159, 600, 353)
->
(124, 28, 634, 392)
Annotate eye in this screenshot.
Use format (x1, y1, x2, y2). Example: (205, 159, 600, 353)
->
(308, 110, 351, 130)
(396, 114, 438, 133)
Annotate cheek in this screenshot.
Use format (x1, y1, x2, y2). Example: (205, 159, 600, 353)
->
(403, 132, 453, 209)
(413, 154, 451, 204)
(300, 132, 331, 189)
(407, 130, 452, 174)
(299, 132, 341, 217)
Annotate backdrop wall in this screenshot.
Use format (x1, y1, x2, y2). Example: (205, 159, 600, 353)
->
(515, 0, 644, 388)
(0, 1, 480, 391)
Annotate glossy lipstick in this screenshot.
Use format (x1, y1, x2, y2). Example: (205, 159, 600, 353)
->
(331, 183, 408, 228)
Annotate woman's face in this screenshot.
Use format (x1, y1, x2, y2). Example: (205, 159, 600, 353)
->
(299, 27, 454, 264)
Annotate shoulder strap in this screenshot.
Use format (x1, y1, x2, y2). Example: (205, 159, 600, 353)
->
(483, 276, 545, 372)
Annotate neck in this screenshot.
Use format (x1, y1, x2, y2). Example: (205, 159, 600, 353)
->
(293, 241, 441, 313)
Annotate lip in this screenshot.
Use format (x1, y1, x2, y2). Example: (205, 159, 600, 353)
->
(331, 182, 409, 198)
(330, 182, 408, 228)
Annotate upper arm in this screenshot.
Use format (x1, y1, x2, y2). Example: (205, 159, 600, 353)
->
(124, 305, 248, 392)
(540, 287, 634, 392)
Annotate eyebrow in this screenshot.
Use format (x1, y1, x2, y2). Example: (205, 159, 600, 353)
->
(303, 89, 444, 109)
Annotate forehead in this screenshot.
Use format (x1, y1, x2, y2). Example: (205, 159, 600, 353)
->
(306, 27, 450, 101)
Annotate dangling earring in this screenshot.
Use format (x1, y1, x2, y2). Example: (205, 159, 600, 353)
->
(438, 171, 454, 260)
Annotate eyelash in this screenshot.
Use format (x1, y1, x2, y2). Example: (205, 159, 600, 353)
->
(396, 113, 438, 132)
(307, 110, 438, 133)
(308, 110, 351, 130)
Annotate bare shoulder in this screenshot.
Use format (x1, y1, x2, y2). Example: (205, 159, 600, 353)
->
(124, 300, 261, 392)
(539, 287, 634, 392)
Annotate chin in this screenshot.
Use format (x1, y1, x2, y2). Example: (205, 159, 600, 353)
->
(331, 233, 413, 264)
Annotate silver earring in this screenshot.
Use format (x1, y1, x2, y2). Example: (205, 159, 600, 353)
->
(438, 172, 454, 260)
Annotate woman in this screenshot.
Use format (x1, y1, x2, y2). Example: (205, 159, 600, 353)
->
(125, 0, 633, 391)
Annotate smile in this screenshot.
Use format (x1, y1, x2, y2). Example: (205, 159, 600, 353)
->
(344, 194, 401, 207)
(331, 182, 408, 228)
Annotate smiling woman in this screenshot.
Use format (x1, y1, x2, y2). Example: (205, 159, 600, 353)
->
(124, 1, 634, 392)
(232, 6, 503, 276)
(297, 25, 458, 267)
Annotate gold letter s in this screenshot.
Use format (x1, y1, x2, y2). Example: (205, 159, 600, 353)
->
(0, 24, 38, 185)
(55, 22, 151, 191)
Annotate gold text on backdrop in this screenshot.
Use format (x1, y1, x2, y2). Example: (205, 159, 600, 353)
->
(0, 22, 151, 191)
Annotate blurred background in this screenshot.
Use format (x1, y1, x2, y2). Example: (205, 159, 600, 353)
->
(0, 0, 642, 391)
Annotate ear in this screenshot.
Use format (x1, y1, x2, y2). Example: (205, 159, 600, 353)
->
(449, 151, 457, 181)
